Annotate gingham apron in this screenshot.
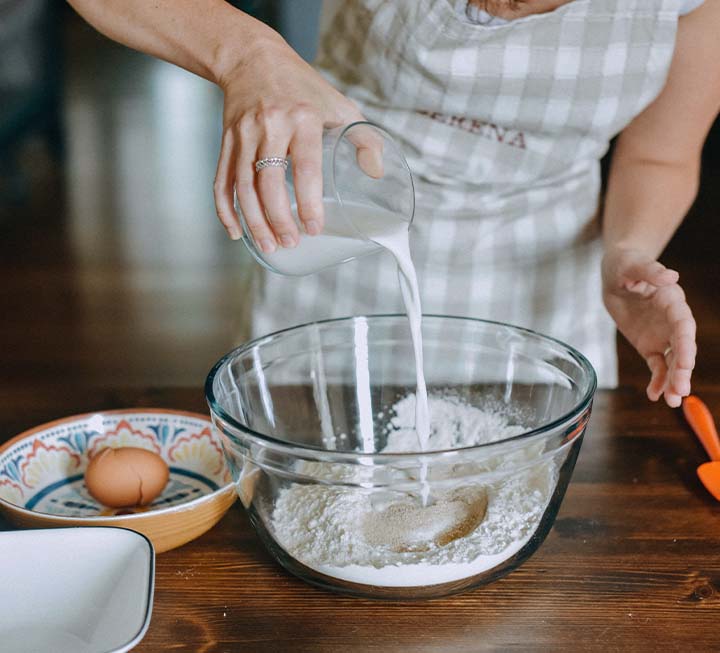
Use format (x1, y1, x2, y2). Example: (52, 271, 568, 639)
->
(248, 0, 682, 388)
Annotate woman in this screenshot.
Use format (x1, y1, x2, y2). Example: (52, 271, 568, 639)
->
(68, 0, 718, 406)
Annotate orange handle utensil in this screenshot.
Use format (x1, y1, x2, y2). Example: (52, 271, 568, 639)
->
(683, 395, 720, 502)
(683, 395, 720, 462)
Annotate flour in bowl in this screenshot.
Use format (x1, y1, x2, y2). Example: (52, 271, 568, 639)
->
(271, 395, 557, 587)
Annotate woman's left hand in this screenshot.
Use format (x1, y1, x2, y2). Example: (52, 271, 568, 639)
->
(602, 247, 696, 407)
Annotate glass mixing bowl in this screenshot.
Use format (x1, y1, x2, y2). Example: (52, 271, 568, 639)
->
(206, 316, 596, 599)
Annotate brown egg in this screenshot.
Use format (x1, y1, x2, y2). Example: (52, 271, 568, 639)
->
(85, 447, 170, 508)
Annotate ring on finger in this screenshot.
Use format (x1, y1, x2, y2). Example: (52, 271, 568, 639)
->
(663, 346, 672, 358)
(255, 157, 289, 172)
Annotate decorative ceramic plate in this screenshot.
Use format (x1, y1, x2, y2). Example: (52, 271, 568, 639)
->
(0, 410, 236, 552)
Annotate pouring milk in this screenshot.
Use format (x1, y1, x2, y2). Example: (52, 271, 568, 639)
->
(263, 201, 431, 466)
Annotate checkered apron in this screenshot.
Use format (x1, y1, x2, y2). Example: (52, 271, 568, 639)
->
(248, 0, 682, 388)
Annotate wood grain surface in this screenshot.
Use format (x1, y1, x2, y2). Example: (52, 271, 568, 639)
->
(1, 386, 719, 652)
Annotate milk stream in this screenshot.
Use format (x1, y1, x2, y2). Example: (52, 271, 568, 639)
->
(266, 202, 431, 501)
(368, 212, 431, 505)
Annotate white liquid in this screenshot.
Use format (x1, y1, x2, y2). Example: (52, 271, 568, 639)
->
(260, 202, 379, 276)
(368, 215, 430, 453)
(266, 203, 431, 458)
(365, 210, 431, 504)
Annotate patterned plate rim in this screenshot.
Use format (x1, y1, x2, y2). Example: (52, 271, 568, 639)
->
(0, 408, 213, 455)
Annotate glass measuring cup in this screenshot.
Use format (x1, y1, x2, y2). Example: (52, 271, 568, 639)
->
(235, 121, 415, 276)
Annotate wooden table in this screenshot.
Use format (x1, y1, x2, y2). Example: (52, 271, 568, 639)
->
(2, 384, 719, 652)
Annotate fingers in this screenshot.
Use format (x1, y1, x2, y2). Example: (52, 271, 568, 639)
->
(662, 346, 683, 408)
(253, 107, 298, 248)
(218, 103, 386, 248)
(622, 259, 679, 291)
(668, 367, 693, 401)
(256, 125, 299, 248)
(664, 392, 683, 409)
(625, 261, 680, 286)
(609, 252, 696, 408)
(658, 285, 697, 366)
(214, 131, 242, 240)
(345, 121, 385, 179)
(226, 102, 332, 251)
(671, 317, 697, 371)
(667, 306, 696, 399)
(234, 118, 278, 254)
(647, 284, 697, 406)
(289, 110, 324, 235)
(624, 279, 653, 296)
(646, 353, 667, 402)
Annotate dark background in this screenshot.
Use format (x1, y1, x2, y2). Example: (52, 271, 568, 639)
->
(0, 2, 718, 428)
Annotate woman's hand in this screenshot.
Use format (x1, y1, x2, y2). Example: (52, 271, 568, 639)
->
(213, 33, 368, 251)
(602, 247, 696, 407)
(65, 2, 376, 249)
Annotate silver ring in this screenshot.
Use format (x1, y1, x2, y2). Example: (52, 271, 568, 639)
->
(663, 346, 672, 358)
(255, 157, 289, 172)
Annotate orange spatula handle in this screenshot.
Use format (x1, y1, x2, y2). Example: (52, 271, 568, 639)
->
(683, 395, 720, 462)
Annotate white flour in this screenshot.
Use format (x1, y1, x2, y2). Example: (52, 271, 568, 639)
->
(266, 203, 550, 587)
(272, 395, 556, 587)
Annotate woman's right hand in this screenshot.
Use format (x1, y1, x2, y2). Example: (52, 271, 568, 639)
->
(213, 31, 369, 251)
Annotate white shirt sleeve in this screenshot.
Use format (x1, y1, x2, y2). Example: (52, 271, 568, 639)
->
(680, 0, 705, 13)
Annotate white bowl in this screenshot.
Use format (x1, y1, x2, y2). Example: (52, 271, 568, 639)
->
(0, 527, 154, 653)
